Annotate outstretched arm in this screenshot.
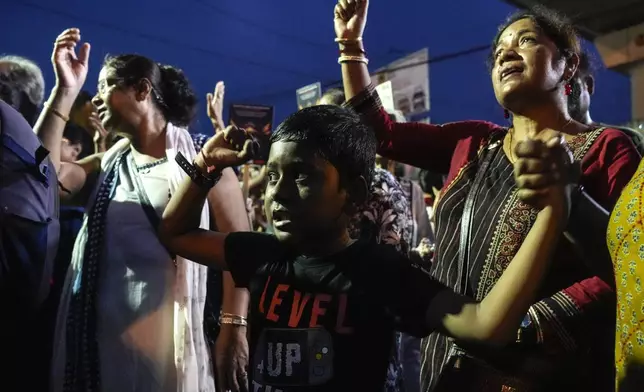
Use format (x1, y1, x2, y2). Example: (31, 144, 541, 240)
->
(391, 137, 574, 345)
(377, 203, 565, 345)
(436, 205, 565, 345)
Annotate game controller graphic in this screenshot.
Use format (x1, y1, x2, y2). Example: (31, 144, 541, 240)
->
(308, 330, 334, 384)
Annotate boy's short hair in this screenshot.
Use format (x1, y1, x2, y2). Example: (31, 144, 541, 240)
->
(270, 105, 376, 187)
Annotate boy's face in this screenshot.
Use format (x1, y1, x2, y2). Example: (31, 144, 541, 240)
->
(264, 140, 349, 247)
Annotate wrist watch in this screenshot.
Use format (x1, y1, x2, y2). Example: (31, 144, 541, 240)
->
(516, 313, 537, 346)
(175, 151, 222, 190)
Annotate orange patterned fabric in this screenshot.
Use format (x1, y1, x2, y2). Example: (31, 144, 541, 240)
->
(607, 158, 644, 389)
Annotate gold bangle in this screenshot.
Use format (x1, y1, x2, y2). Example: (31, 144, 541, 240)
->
(219, 315, 248, 327)
(338, 55, 369, 65)
(221, 312, 247, 319)
(44, 102, 69, 122)
(335, 37, 362, 44)
(220, 313, 247, 322)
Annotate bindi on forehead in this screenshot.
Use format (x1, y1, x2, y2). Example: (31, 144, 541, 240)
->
(498, 19, 541, 43)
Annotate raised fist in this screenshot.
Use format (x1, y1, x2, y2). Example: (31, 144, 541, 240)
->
(200, 126, 258, 169)
(334, 0, 369, 40)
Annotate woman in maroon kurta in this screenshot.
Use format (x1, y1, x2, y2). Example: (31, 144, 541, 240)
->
(333, 2, 640, 391)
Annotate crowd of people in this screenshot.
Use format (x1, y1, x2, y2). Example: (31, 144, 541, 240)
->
(0, 1, 643, 391)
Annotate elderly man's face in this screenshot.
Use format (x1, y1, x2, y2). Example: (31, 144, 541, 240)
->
(0, 59, 43, 125)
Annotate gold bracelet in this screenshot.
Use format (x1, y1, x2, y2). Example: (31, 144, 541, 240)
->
(335, 37, 362, 44)
(44, 102, 69, 122)
(221, 312, 247, 319)
(219, 315, 248, 327)
(220, 313, 247, 322)
(338, 55, 369, 65)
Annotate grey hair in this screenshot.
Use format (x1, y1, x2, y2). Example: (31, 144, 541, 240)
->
(0, 55, 45, 106)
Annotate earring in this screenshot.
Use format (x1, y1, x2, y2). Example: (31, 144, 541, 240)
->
(503, 109, 510, 119)
(564, 82, 572, 96)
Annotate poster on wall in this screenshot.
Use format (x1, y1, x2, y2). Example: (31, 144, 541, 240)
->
(373, 48, 430, 122)
(375, 81, 395, 112)
(296, 82, 322, 109)
(228, 103, 274, 164)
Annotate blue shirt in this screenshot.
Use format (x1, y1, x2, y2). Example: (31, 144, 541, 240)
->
(0, 100, 60, 389)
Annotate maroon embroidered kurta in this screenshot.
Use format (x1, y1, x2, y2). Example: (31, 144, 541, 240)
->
(345, 84, 640, 391)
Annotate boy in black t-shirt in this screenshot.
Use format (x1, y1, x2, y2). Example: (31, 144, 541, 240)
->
(160, 105, 569, 391)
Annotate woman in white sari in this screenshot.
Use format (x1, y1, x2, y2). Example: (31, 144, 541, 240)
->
(35, 28, 251, 392)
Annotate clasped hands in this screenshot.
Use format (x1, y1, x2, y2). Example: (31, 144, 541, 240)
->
(513, 134, 579, 216)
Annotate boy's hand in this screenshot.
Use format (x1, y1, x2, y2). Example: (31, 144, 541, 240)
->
(197, 126, 258, 170)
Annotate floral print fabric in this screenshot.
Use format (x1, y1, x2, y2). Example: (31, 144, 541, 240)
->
(607, 158, 644, 390)
(349, 167, 413, 392)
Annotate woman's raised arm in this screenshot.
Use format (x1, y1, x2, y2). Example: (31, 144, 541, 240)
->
(34, 28, 99, 200)
(334, 0, 495, 172)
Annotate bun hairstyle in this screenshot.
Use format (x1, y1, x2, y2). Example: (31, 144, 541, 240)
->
(103, 54, 198, 127)
(157, 64, 198, 126)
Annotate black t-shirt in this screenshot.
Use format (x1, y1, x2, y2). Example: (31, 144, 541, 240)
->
(225, 232, 449, 392)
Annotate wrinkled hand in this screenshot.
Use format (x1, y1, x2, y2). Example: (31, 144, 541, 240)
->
(52, 28, 90, 94)
(215, 325, 249, 392)
(89, 112, 108, 141)
(201, 126, 258, 168)
(88, 111, 109, 152)
(334, 0, 369, 39)
(514, 135, 579, 216)
(206, 81, 226, 132)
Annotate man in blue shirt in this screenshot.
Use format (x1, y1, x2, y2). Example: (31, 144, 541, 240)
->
(0, 66, 60, 389)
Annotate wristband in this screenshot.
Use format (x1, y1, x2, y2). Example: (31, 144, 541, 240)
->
(175, 151, 221, 190)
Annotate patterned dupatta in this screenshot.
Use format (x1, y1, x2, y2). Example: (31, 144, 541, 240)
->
(63, 124, 215, 392)
(424, 128, 608, 391)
